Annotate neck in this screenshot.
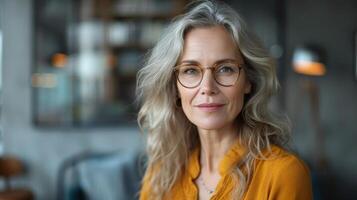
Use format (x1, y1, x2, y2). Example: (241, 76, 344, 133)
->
(198, 125, 239, 174)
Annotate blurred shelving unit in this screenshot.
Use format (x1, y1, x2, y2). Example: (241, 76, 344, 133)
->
(94, 0, 187, 114)
(32, 0, 188, 127)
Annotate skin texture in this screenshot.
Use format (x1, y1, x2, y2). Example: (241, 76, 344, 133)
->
(177, 26, 251, 199)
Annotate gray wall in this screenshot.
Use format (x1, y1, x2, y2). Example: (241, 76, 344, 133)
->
(1, 1, 143, 199)
(230, 0, 357, 198)
(285, 0, 357, 198)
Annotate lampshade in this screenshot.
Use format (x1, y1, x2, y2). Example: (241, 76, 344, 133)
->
(292, 46, 326, 76)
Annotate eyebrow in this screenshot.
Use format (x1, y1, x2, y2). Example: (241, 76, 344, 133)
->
(178, 58, 241, 65)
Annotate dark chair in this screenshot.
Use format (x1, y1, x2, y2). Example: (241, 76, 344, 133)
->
(0, 156, 34, 200)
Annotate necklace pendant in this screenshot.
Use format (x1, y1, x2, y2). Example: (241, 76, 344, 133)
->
(198, 177, 215, 195)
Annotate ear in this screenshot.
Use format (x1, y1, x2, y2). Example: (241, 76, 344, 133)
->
(244, 80, 252, 94)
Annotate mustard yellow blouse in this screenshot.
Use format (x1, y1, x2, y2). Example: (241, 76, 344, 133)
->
(140, 142, 313, 200)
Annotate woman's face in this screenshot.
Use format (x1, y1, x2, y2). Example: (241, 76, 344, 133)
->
(176, 26, 251, 131)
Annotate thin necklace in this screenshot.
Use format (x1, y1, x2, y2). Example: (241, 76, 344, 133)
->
(198, 177, 215, 194)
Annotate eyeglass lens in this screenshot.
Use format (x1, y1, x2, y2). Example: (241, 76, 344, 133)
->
(176, 62, 241, 88)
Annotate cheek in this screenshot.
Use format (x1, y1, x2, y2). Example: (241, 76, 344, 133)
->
(177, 85, 197, 116)
(180, 90, 195, 110)
(226, 88, 246, 116)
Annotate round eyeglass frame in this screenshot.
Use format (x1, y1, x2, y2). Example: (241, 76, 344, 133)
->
(174, 62, 244, 88)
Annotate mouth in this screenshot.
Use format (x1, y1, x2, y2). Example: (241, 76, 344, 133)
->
(195, 103, 225, 112)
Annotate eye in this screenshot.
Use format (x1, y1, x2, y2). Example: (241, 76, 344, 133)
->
(217, 65, 235, 74)
(184, 68, 198, 74)
(180, 66, 200, 75)
(220, 66, 234, 72)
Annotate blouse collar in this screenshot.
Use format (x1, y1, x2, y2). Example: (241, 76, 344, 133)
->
(188, 140, 247, 178)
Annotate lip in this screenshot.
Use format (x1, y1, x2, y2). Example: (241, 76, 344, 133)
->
(195, 103, 225, 112)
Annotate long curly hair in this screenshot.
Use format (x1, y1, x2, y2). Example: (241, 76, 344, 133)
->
(136, 0, 290, 199)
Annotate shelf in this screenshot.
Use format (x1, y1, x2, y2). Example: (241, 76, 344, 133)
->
(110, 13, 177, 21)
(32, 0, 188, 127)
(111, 44, 150, 52)
(117, 74, 137, 82)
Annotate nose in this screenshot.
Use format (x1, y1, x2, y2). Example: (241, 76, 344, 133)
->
(199, 69, 218, 95)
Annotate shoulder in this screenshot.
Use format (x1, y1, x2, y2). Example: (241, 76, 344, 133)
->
(261, 145, 310, 175)
(252, 145, 313, 199)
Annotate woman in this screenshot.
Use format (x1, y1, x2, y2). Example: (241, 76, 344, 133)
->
(136, 0, 313, 199)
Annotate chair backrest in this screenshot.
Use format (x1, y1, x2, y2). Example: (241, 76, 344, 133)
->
(0, 156, 24, 177)
(57, 150, 146, 200)
(0, 156, 25, 189)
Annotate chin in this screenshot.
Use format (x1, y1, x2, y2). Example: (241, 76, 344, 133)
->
(192, 117, 232, 131)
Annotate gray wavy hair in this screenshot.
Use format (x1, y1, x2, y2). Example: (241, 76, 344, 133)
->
(136, 0, 290, 199)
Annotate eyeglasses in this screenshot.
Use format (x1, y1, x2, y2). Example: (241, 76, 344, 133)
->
(174, 60, 244, 88)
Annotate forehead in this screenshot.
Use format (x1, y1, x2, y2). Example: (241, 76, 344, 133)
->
(180, 26, 243, 63)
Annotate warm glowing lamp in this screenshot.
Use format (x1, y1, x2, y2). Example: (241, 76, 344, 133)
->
(292, 47, 326, 76)
(292, 46, 327, 170)
(52, 53, 68, 68)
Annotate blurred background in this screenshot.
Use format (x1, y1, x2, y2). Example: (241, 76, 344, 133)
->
(0, 0, 356, 199)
